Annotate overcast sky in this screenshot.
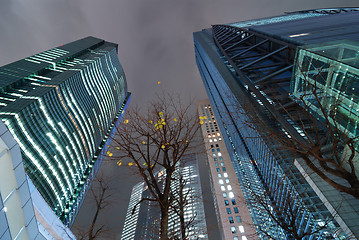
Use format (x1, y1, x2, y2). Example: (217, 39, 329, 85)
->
(1, 0, 359, 239)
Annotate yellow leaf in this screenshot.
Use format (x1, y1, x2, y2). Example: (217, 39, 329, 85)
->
(149, 120, 153, 124)
(117, 160, 122, 166)
(124, 119, 129, 124)
(107, 151, 110, 155)
(199, 116, 207, 120)
(159, 112, 164, 117)
(142, 141, 146, 145)
(128, 162, 134, 166)
(157, 81, 161, 84)
(174, 118, 177, 122)
(161, 145, 165, 149)
(116, 147, 120, 150)
(143, 163, 148, 166)
(200, 120, 204, 125)
(109, 153, 113, 157)
(107, 145, 109, 147)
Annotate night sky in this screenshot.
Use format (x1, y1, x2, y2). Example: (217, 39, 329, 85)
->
(1, 0, 359, 239)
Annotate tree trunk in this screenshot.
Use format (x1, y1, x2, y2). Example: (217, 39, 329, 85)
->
(160, 206, 169, 240)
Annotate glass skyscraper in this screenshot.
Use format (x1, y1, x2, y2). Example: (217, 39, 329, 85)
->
(194, 8, 359, 239)
(121, 154, 208, 240)
(0, 36, 130, 226)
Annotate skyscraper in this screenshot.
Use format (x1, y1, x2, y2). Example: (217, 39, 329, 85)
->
(121, 154, 208, 240)
(0, 36, 130, 226)
(197, 99, 257, 240)
(194, 8, 359, 239)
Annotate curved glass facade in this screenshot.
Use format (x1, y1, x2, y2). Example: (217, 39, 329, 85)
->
(0, 37, 130, 225)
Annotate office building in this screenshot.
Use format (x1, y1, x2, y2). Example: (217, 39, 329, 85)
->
(198, 99, 257, 240)
(0, 120, 76, 240)
(194, 8, 359, 239)
(0, 36, 131, 226)
(121, 154, 208, 240)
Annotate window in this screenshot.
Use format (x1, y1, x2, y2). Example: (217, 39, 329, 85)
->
(215, 162, 219, 167)
(239, 225, 244, 233)
(213, 153, 216, 157)
(225, 179, 230, 183)
(217, 148, 220, 151)
(219, 157, 223, 161)
(223, 192, 227, 198)
(229, 192, 234, 198)
(226, 208, 231, 214)
(219, 179, 224, 184)
(212, 149, 215, 152)
(234, 207, 239, 213)
(218, 173, 222, 178)
(214, 158, 217, 161)
(209, 139, 213, 142)
(232, 199, 236, 205)
(216, 168, 220, 172)
(214, 138, 217, 142)
(231, 226, 236, 233)
(229, 217, 234, 223)
(224, 173, 228, 177)
(220, 162, 224, 166)
(242, 237, 247, 240)
(222, 167, 226, 171)
(236, 216, 242, 223)
(224, 200, 229, 206)
(227, 185, 232, 190)
(221, 186, 226, 191)
(215, 144, 219, 147)
(234, 237, 239, 240)
(218, 152, 222, 156)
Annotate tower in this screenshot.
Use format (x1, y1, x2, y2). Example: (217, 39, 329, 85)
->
(194, 8, 359, 239)
(0, 36, 130, 226)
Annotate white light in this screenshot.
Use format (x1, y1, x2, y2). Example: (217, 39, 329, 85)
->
(289, 32, 310, 38)
(239, 225, 244, 233)
(224, 173, 228, 177)
(229, 192, 234, 198)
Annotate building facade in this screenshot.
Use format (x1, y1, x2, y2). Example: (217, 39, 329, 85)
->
(197, 100, 257, 240)
(0, 36, 131, 226)
(121, 154, 208, 240)
(194, 8, 359, 239)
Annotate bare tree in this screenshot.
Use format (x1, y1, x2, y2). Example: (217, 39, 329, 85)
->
(73, 174, 113, 240)
(235, 61, 359, 200)
(110, 94, 202, 240)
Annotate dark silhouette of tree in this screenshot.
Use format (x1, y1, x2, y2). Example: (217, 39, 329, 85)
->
(110, 95, 202, 240)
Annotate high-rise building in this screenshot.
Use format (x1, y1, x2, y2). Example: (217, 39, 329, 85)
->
(0, 36, 131, 226)
(121, 154, 208, 240)
(194, 8, 359, 239)
(197, 99, 257, 240)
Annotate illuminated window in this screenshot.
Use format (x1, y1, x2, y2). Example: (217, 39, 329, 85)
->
(239, 226, 244, 233)
(223, 192, 227, 198)
(242, 237, 247, 240)
(229, 192, 234, 198)
(236, 216, 241, 223)
(224, 173, 228, 177)
(227, 185, 232, 190)
(232, 199, 236, 205)
(229, 217, 234, 223)
(225, 200, 229, 205)
(225, 179, 230, 183)
(219, 179, 224, 184)
(231, 226, 236, 233)
(221, 186, 226, 191)
(218, 173, 222, 178)
(218, 152, 222, 156)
